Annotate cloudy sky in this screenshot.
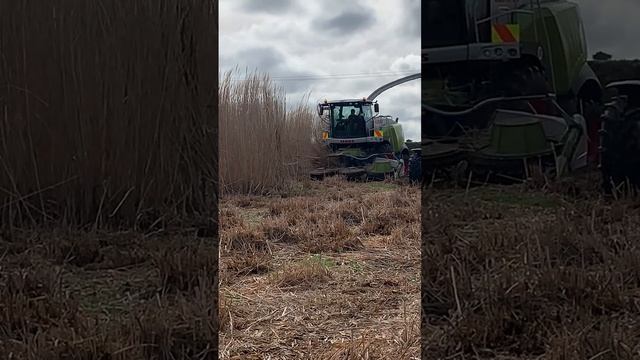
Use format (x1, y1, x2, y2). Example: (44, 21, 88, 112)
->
(219, 1, 640, 142)
(219, 0, 421, 141)
(580, 0, 640, 60)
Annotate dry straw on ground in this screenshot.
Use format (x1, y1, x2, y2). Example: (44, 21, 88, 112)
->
(0, 1, 217, 229)
(219, 179, 421, 359)
(424, 174, 640, 359)
(0, 231, 219, 359)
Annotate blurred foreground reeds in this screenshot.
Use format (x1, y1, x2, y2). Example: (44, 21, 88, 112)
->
(0, 0, 217, 229)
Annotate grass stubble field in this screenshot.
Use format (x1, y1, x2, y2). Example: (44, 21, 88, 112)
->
(0, 227, 218, 359)
(0, 177, 419, 360)
(424, 171, 640, 359)
(219, 177, 421, 359)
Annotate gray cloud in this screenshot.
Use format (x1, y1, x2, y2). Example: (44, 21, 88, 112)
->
(580, 0, 640, 59)
(400, 0, 420, 38)
(239, 0, 297, 14)
(272, 75, 323, 94)
(228, 48, 320, 93)
(312, 11, 375, 34)
(234, 47, 286, 73)
(221, 0, 640, 142)
(220, 0, 421, 140)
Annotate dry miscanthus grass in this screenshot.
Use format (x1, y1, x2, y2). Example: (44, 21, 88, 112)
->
(424, 174, 640, 359)
(0, 2, 218, 359)
(219, 69, 323, 195)
(0, 1, 217, 229)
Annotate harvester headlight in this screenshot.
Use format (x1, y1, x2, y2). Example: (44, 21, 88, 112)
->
(495, 47, 504, 57)
(483, 49, 492, 58)
(508, 48, 518, 57)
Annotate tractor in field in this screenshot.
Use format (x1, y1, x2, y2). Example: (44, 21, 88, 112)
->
(422, 0, 627, 187)
(311, 74, 422, 181)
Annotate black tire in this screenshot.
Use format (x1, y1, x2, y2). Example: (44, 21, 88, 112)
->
(409, 152, 422, 184)
(601, 108, 640, 193)
(401, 150, 411, 177)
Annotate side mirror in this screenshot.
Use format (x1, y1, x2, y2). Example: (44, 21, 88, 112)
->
(395, 117, 399, 123)
(317, 104, 323, 116)
(374, 103, 379, 113)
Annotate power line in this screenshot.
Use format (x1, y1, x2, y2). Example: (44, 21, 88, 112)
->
(273, 74, 418, 82)
(227, 69, 420, 82)
(270, 69, 420, 79)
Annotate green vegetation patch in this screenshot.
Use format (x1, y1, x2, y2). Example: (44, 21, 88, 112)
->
(308, 254, 336, 269)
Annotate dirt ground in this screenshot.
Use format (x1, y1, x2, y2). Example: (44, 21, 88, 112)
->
(218, 177, 421, 359)
(424, 171, 640, 359)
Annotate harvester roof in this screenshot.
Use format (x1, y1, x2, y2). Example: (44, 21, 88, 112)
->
(322, 98, 373, 105)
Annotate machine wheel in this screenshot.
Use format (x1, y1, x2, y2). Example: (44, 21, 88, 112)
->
(401, 150, 411, 177)
(409, 152, 422, 184)
(581, 99, 604, 166)
(601, 109, 640, 193)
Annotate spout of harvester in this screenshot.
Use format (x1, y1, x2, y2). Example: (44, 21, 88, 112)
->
(366, 73, 421, 101)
